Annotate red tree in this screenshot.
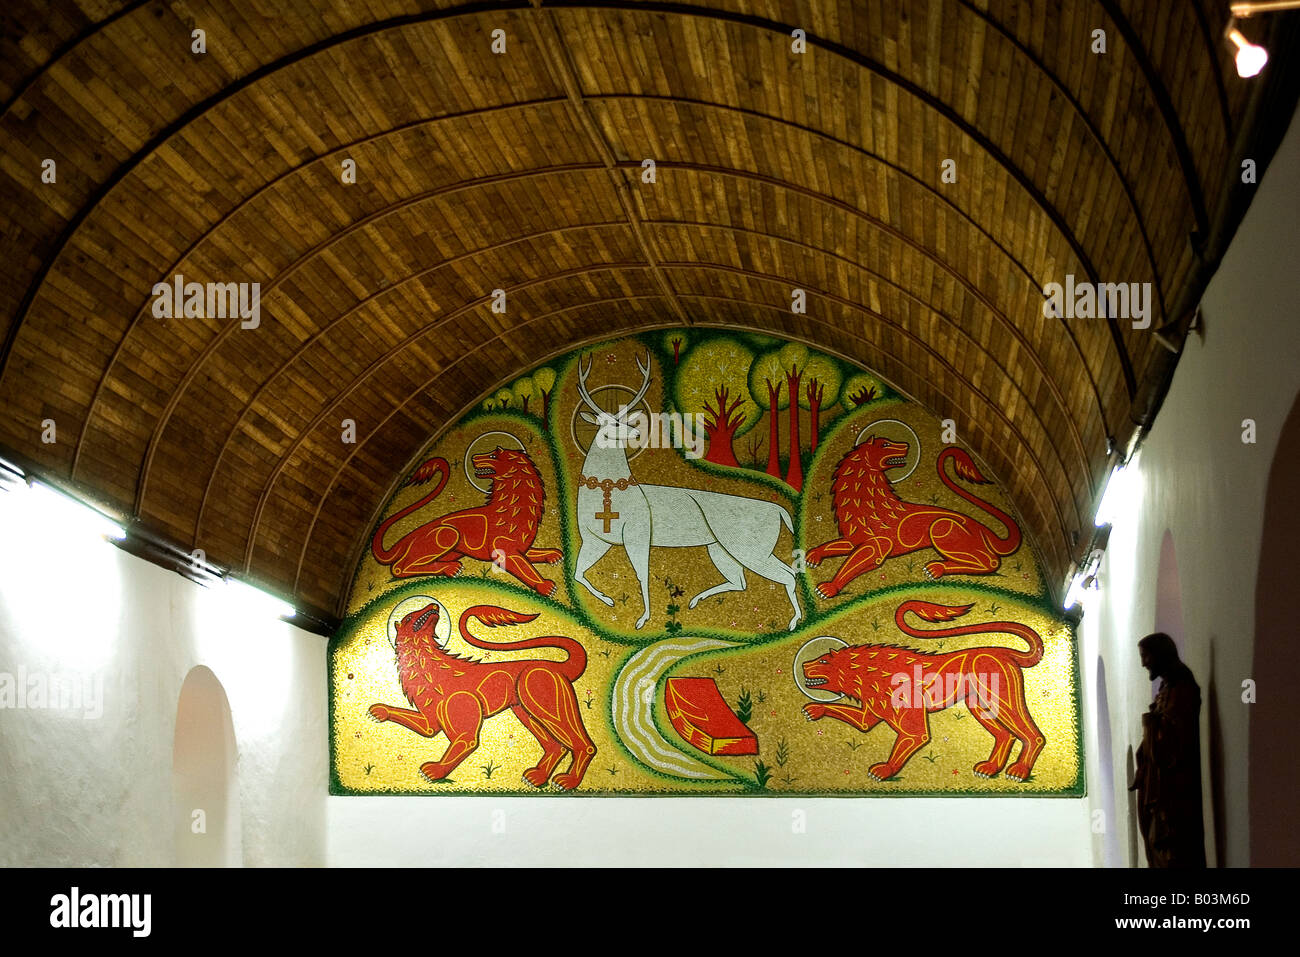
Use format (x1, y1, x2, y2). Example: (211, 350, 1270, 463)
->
(764, 379, 782, 479)
(806, 379, 824, 454)
(701, 384, 746, 467)
(784, 363, 804, 491)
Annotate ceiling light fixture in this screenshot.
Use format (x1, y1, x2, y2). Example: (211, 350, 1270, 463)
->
(1224, 1, 1299, 78)
(1229, 25, 1270, 77)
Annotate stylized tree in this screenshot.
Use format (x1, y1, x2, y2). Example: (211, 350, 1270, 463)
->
(483, 396, 497, 412)
(512, 376, 534, 413)
(674, 339, 758, 466)
(664, 331, 688, 365)
(842, 373, 880, 410)
(532, 367, 557, 427)
(777, 343, 810, 491)
(799, 353, 842, 453)
(749, 349, 789, 481)
(494, 387, 513, 409)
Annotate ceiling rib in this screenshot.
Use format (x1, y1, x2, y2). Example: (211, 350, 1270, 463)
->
(954, 0, 1168, 322)
(1189, 0, 1236, 143)
(1095, 0, 1211, 239)
(0, 0, 150, 116)
(527, 0, 690, 325)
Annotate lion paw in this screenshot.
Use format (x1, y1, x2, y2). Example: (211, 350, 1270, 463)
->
(867, 763, 897, 781)
(419, 762, 449, 782)
(535, 579, 556, 597)
(368, 704, 389, 722)
(552, 773, 581, 790)
(1006, 764, 1032, 782)
(923, 562, 944, 580)
(973, 761, 1003, 778)
(815, 582, 840, 599)
(803, 703, 827, 721)
(522, 767, 550, 788)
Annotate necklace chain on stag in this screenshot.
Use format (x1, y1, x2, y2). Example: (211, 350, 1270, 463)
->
(578, 474, 638, 533)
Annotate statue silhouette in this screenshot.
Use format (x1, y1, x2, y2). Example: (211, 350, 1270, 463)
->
(1130, 632, 1206, 868)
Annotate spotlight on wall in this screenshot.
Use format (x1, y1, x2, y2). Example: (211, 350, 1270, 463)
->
(1094, 451, 1141, 529)
(29, 480, 126, 541)
(1063, 543, 1105, 620)
(224, 577, 296, 620)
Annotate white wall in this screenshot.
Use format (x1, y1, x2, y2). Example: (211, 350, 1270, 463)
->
(0, 488, 327, 867)
(1079, 102, 1300, 867)
(329, 797, 1090, 867)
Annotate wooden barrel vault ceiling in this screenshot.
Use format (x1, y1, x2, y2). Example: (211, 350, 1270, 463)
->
(1, 1, 1296, 623)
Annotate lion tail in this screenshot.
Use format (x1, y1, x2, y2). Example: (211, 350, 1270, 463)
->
(935, 448, 1022, 557)
(371, 457, 450, 564)
(456, 604, 588, 681)
(894, 599, 1043, 667)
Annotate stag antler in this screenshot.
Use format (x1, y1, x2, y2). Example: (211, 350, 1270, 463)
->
(624, 351, 652, 416)
(576, 350, 653, 420)
(576, 354, 604, 416)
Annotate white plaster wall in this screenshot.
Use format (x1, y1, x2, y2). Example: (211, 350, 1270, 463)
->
(0, 507, 327, 867)
(329, 796, 1090, 866)
(1079, 103, 1300, 867)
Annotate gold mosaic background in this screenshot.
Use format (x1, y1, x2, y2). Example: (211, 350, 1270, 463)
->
(331, 331, 1082, 796)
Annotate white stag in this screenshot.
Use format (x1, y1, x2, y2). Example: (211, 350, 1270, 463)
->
(572, 352, 803, 631)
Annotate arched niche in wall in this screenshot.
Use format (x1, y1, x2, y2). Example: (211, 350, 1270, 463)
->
(172, 665, 241, 867)
(1250, 392, 1300, 866)
(1093, 657, 1120, 867)
(329, 329, 1081, 797)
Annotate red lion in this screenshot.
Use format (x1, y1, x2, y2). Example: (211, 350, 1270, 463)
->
(369, 601, 596, 789)
(371, 448, 562, 596)
(802, 600, 1046, 781)
(806, 438, 1021, 597)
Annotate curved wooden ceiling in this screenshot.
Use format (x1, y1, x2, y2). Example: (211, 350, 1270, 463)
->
(0, 1, 1286, 618)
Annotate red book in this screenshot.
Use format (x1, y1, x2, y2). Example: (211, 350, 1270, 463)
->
(664, 677, 758, 755)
